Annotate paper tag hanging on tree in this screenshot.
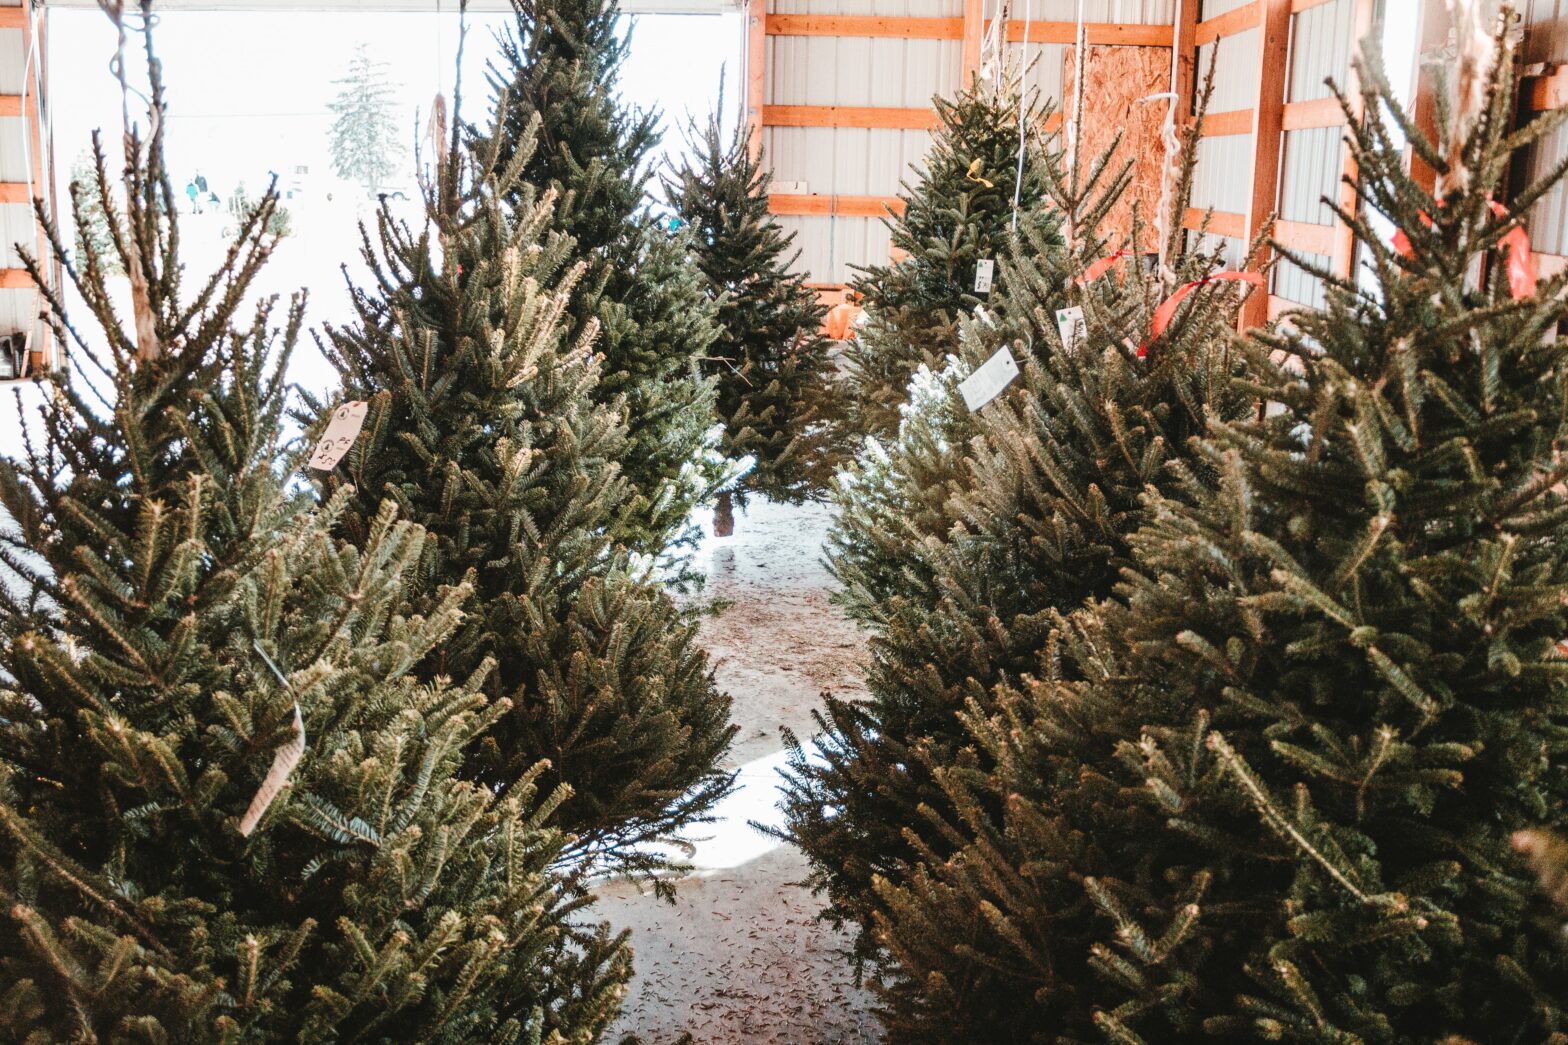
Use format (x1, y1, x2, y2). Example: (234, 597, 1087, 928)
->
(974, 258, 996, 294)
(1055, 306, 1086, 350)
(958, 346, 1020, 412)
(238, 701, 305, 837)
(307, 401, 369, 471)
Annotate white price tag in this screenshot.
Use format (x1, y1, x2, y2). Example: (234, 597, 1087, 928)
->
(958, 346, 1019, 412)
(307, 401, 369, 471)
(238, 702, 305, 837)
(1055, 306, 1086, 350)
(974, 258, 996, 294)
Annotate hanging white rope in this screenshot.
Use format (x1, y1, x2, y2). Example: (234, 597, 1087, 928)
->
(1008, 0, 1034, 230)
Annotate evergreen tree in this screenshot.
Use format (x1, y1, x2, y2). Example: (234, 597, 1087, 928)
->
(328, 42, 404, 198)
(663, 103, 842, 535)
(780, 67, 1260, 1029)
(68, 147, 120, 276)
(0, 23, 628, 1040)
(842, 75, 1051, 441)
(859, 19, 1568, 1042)
(309, 91, 735, 878)
(489, 0, 724, 559)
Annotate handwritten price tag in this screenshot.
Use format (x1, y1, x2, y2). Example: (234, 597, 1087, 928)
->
(958, 346, 1019, 412)
(974, 258, 996, 294)
(307, 401, 368, 471)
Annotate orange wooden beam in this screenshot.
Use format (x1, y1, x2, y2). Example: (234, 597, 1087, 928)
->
(0, 7, 24, 28)
(1282, 96, 1346, 130)
(0, 96, 22, 118)
(1274, 218, 1338, 257)
(762, 104, 937, 130)
(961, 0, 982, 83)
(999, 20, 1174, 45)
(765, 14, 961, 38)
(769, 194, 906, 219)
(1410, 0, 1448, 194)
(1183, 207, 1248, 240)
(746, 0, 766, 161)
(1523, 67, 1568, 113)
(0, 270, 33, 290)
(1198, 107, 1255, 136)
(1195, 1, 1260, 46)
(1242, 0, 1292, 327)
(1289, 0, 1338, 11)
(0, 183, 32, 205)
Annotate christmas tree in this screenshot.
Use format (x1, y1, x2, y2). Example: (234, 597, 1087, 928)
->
(859, 16, 1568, 1042)
(0, 19, 629, 1040)
(663, 102, 843, 535)
(490, 0, 724, 559)
(68, 146, 121, 275)
(310, 84, 735, 878)
(327, 42, 404, 198)
(841, 74, 1051, 441)
(780, 65, 1262, 1031)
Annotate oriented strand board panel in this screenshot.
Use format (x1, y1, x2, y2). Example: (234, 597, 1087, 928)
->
(1062, 42, 1169, 251)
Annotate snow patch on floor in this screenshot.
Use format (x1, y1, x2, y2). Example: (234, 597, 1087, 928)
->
(598, 497, 882, 1044)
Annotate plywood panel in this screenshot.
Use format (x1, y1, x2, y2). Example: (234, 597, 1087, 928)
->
(1063, 42, 1170, 251)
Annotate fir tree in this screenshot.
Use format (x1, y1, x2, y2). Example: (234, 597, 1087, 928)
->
(489, 0, 724, 559)
(780, 67, 1261, 1032)
(309, 86, 735, 877)
(858, 18, 1568, 1042)
(663, 103, 842, 535)
(327, 42, 404, 198)
(68, 147, 120, 276)
(0, 19, 629, 1040)
(842, 75, 1051, 441)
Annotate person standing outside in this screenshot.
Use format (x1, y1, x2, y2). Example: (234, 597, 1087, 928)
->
(185, 179, 200, 214)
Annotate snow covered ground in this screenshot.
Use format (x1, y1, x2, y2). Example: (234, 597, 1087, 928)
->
(599, 497, 882, 1044)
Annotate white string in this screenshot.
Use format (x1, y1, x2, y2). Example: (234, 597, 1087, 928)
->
(1008, 0, 1033, 230)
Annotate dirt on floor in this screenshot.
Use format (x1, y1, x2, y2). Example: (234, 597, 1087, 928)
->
(597, 498, 883, 1045)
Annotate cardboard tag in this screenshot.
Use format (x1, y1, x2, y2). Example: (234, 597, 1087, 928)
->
(974, 258, 996, 294)
(1055, 306, 1086, 350)
(238, 703, 305, 837)
(307, 401, 368, 471)
(958, 346, 1019, 412)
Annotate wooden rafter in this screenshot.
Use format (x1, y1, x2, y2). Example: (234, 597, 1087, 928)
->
(1242, 0, 1291, 327)
(1183, 207, 1247, 240)
(961, 0, 982, 82)
(746, 0, 765, 160)
(1195, 1, 1259, 47)
(762, 105, 937, 130)
(769, 194, 906, 219)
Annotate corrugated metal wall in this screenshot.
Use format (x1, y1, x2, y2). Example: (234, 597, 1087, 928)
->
(764, 0, 1177, 285)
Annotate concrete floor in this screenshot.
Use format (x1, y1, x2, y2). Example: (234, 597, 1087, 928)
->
(598, 498, 882, 1044)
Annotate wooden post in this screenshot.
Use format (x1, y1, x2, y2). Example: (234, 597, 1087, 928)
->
(961, 0, 983, 85)
(1171, 0, 1199, 125)
(1242, 0, 1291, 329)
(1330, 0, 1376, 278)
(1409, 0, 1449, 194)
(747, 0, 766, 162)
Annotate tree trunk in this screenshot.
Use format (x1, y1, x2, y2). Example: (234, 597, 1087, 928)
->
(713, 490, 735, 538)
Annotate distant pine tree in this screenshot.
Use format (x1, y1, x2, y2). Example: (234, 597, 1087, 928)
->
(665, 102, 845, 534)
(842, 75, 1051, 441)
(327, 42, 403, 197)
